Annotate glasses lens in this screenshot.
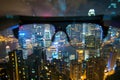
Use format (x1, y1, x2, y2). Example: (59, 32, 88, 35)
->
(19, 24, 55, 49)
(66, 23, 103, 49)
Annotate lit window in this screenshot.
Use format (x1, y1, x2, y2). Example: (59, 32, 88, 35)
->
(12, 58, 14, 61)
(19, 71, 21, 74)
(22, 68, 25, 70)
(23, 72, 25, 75)
(18, 60, 21, 62)
(12, 62, 15, 64)
(23, 76, 26, 78)
(11, 54, 14, 56)
(32, 69, 35, 73)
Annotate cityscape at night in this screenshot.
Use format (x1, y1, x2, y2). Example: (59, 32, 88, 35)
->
(0, 0, 120, 80)
(0, 21, 119, 80)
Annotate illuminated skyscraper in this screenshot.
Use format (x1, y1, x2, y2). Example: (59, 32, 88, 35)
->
(86, 57, 106, 80)
(83, 23, 102, 58)
(102, 27, 120, 70)
(8, 50, 27, 80)
(44, 24, 52, 47)
(70, 60, 82, 80)
(27, 45, 47, 80)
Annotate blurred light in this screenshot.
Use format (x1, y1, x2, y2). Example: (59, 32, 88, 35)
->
(104, 69, 108, 73)
(108, 3, 117, 8)
(45, 66, 48, 70)
(19, 33, 25, 36)
(69, 54, 75, 60)
(81, 76, 83, 79)
(77, 50, 83, 53)
(19, 26, 24, 29)
(41, 13, 53, 17)
(52, 52, 58, 59)
(54, 42, 58, 45)
(9, 25, 19, 30)
(105, 73, 108, 76)
(113, 64, 116, 70)
(6, 45, 10, 49)
(32, 70, 35, 73)
(88, 9, 95, 16)
(58, 0, 66, 12)
(6, 15, 14, 19)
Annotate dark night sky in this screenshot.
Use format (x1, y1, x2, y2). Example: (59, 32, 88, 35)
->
(0, 0, 118, 16)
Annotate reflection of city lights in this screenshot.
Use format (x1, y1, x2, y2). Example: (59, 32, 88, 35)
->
(104, 69, 108, 73)
(0, 35, 18, 42)
(105, 73, 108, 76)
(104, 69, 115, 80)
(116, 32, 119, 37)
(47, 48, 51, 51)
(77, 50, 83, 53)
(81, 76, 83, 79)
(45, 66, 48, 70)
(54, 42, 58, 45)
(19, 33, 25, 36)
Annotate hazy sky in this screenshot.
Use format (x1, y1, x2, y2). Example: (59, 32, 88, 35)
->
(0, 0, 118, 16)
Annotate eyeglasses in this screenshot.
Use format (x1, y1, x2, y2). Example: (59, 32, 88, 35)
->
(1, 15, 120, 48)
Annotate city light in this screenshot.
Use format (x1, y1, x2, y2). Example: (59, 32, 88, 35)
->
(19, 33, 25, 36)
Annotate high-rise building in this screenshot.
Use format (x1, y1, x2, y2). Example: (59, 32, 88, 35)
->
(8, 50, 27, 80)
(27, 53, 40, 80)
(102, 26, 119, 70)
(70, 60, 82, 80)
(43, 24, 52, 47)
(26, 45, 48, 80)
(51, 59, 67, 74)
(86, 57, 106, 80)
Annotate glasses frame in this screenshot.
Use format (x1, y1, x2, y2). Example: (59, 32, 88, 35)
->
(0, 15, 120, 42)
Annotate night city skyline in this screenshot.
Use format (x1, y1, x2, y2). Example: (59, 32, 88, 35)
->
(0, 0, 120, 80)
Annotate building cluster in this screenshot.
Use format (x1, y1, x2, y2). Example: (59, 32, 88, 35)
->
(0, 21, 119, 80)
(7, 48, 70, 80)
(5, 48, 119, 80)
